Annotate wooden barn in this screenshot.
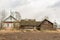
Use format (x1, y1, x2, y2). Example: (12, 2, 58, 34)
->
(20, 19, 37, 30)
(2, 15, 20, 29)
(37, 19, 56, 30)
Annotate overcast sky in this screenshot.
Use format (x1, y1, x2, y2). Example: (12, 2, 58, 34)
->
(0, 0, 60, 24)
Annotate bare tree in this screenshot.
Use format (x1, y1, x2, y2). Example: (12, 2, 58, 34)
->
(15, 11, 21, 21)
(10, 10, 21, 21)
(1, 9, 6, 20)
(0, 9, 6, 29)
(44, 16, 49, 19)
(9, 10, 15, 21)
(10, 10, 14, 16)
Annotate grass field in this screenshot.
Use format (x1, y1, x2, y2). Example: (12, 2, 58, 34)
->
(0, 30, 60, 40)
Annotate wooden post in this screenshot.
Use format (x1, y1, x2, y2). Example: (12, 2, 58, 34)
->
(13, 22, 15, 29)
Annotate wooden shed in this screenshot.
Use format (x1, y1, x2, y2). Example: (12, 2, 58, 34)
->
(37, 19, 55, 30)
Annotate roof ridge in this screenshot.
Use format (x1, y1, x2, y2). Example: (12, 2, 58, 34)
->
(3, 15, 19, 21)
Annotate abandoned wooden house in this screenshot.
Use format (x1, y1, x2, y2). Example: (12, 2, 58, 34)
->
(0, 11, 57, 31)
(20, 19, 38, 30)
(1, 15, 20, 29)
(37, 19, 56, 30)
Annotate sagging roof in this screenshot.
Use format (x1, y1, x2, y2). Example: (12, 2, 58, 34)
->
(20, 19, 41, 26)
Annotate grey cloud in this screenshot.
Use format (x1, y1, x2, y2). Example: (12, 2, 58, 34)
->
(0, 0, 60, 25)
(0, 0, 31, 9)
(54, 2, 60, 7)
(10, 0, 29, 8)
(49, 1, 60, 8)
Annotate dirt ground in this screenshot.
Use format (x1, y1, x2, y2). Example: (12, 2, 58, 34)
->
(0, 30, 60, 40)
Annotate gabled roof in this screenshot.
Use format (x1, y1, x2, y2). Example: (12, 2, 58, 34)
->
(37, 19, 53, 27)
(3, 15, 19, 22)
(42, 19, 53, 24)
(41, 18, 54, 23)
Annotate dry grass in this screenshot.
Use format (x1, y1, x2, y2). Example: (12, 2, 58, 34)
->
(0, 29, 60, 33)
(0, 30, 60, 40)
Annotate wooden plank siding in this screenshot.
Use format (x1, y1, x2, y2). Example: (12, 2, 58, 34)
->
(37, 19, 55, 30)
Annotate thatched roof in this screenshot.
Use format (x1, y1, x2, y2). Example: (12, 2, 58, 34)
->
(20, 19, 41, 26)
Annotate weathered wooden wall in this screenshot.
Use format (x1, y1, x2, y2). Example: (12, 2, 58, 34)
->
(39, 20, 53, 30)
